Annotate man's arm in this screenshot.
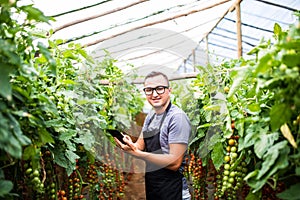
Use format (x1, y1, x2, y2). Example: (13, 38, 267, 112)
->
(123, 136, 187, 171)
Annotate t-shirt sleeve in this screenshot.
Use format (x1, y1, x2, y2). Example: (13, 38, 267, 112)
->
(168, 112, 191, 144)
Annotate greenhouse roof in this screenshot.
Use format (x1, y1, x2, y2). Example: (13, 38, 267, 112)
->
(34, 0, 300, 79)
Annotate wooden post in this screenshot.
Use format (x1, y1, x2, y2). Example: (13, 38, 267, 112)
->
(192, 49, 196, 72)
(236, 1, 242, 58)
(205, 35, 210, 65)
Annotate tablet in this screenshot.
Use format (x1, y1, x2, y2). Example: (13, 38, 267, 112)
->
(107, 129, 127, 145)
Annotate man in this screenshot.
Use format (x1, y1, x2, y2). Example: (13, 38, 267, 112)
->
(115, 71, 191, 200)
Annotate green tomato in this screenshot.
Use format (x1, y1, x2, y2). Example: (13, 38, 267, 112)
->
(230, 146, 237, 153)
(228, 177, 235, 183)
(49, 96, 55, 101)
(224, 164, 230, 170)
(32, 176, 40, 184)
(33, 170, 40, 177)
(231, 152, 238, 159)
(50, 188, 56, 194)
(292, 66, 299, 72)
(223, 176, 229, 181)
(224, 170, 230, 176)
(50, 182, 56, 188)
(229, 171, 236, 177)
(25, 168, 33, 175)
(242, 167, 248, 173)
(226, 182, 233, 188)
(279, 64, 287, 72)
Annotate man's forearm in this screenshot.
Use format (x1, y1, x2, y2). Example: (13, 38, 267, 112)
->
(133, 149, 184, 171)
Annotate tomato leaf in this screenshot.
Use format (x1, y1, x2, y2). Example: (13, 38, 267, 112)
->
(0, 63, 15, 100)
(255, 53, 272, 74)
(51, 147, 68, 168)
(282, 53, 300, 67)
(228, 66, 249, 98)
(245, 190, 261, 200)
(277, 183, 300, 200)
(246, 103, 261, 115)
(23, 145, 39, 160)
(188, 128, 206, 146)
(0, 179, 13, 197)
(20, 5, 51, 22)
(65, 150, 80, 163)
(273, 23, 282, 40)
(257, 141, 288, 179)
(270, 104, 292, 131)
(0, 112, 9, 138)
(73, 131, 95, 151)
(211, 142, 224, 170)
(38, 128, 55, 144)
(59, 130, 77, 141)
(254, 130, 278, 159)
(3, 136, 22, 158)
(242, 124, 260, 148)
(7, 113, 31, 146)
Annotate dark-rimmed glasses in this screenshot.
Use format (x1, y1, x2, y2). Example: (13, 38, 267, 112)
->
(143, 86, 169, 95)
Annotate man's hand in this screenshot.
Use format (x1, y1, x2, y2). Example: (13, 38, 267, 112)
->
(114, 135, 143, 157)
(114, 135, 132, 150)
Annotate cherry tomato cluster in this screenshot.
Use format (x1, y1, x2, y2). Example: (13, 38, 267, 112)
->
(57, 189, 67, 200)
(43, 150, 58, 200)
(215, 135, 248, 199)
(86, 163, 98, 184)
(20, 149, 135, 199)
(184, 151, 207, 199)
(24, 161, 44, 199)
(97, 154, 126, 200)
(68, 170, 84, 200)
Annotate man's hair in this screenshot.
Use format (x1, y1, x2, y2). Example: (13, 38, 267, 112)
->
(144, 71, 170, 86)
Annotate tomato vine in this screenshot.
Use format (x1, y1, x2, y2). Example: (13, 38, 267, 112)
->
(0, 1, 143, 199)
(188, 16, 300, 199)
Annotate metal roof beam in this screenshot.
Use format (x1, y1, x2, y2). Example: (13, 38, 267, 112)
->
(224, 17, 274, 33)
(254, 0, 298, 12)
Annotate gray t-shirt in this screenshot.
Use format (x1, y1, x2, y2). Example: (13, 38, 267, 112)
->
(142, 104, 191, 192)
(142, 104, 191, 155)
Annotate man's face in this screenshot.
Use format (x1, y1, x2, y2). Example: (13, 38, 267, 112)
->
(143, 75, 171, 109)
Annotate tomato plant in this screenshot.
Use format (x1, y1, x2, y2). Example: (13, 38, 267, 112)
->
(0, 1, 144, 199)
(188, 16, 300, 199)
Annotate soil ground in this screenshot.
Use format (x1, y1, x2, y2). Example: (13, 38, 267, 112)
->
(124, 172, 146, 200)
(123, 159, 146, 200)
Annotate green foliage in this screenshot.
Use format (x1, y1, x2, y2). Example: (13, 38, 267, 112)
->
(0, 0, 144, 197)
(191, 20, 300, 197)
(277, 183, 300, 200)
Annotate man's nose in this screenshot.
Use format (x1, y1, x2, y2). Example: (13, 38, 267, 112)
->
(152, 89, 159, 96)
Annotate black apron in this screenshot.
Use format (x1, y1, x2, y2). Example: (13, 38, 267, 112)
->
(143, 102, 183, 200)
